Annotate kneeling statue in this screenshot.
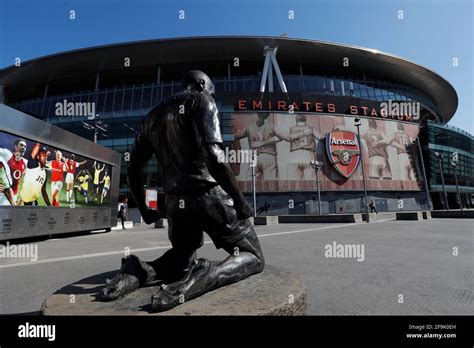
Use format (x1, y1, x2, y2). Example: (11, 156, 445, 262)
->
(99, 70, 265, 312)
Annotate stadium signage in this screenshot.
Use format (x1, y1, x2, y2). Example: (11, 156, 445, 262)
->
(233, 94, 417, 122)
(326, 131, 361, 179)
(331, 137, 357, 146)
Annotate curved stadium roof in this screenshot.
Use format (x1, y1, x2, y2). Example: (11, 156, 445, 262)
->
(0, 36, 458, 123)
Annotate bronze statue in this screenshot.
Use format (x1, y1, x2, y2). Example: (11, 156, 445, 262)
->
(99, 70, 265, 312)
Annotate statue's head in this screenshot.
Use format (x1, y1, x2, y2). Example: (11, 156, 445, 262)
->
(183, 70, 215, 97)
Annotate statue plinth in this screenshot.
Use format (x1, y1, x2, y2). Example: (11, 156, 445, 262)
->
(41, 265, 307, 315)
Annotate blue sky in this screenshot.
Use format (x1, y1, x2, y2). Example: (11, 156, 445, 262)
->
(0, 0, 472, 133)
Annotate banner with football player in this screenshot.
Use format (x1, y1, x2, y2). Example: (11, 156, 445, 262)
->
(0, 130, 112, 207)
(232, 112, 423, 192)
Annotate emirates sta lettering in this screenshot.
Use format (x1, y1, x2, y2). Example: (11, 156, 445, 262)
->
(236, 99, 416, 122)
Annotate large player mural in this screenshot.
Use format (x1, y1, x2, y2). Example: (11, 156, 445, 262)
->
(0, 130, 112, 207)
(232, 113, 423, 192)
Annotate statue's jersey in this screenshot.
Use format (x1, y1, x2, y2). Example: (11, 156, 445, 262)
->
(139, 91, 222, 193)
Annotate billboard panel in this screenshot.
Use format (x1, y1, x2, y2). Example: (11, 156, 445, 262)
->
(0, 130, 113, 208)
(232, 113, 423, 193)
(0, 104, 120, 241)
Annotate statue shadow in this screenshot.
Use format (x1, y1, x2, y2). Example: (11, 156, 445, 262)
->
(53, 271, 118, 296)
(53, 270, 163, 297)
(51, 270, 165, 313)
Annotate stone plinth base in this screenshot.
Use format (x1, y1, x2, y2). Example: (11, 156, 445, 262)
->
(396, 212, 423, 220)
(254, 216, 279, 225)
(279, 213, 363, 223)
(422, 211, 431, 219)
(41, 265, 307, 316)
(431, 210, 474, 218)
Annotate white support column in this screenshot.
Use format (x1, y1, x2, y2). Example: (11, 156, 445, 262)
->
(270, 53, 288, 93)
(267, 57, 274, 92)
(259, 52, 271, 93)
(260, 46, 288, 93)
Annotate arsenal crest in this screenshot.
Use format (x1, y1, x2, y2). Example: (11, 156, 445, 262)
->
(326, 131, 361, 179)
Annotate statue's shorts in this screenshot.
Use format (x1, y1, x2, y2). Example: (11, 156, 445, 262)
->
(165, 185, 252, 251)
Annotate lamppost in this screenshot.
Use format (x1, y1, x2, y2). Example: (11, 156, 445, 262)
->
(354, 117, 370, 223)
(413, 136, 432, 211)
(451, 161, 462, 211)
(435, 152, 449, 210)
(251, 151, 257, 217)
(310, 160, 323, 215)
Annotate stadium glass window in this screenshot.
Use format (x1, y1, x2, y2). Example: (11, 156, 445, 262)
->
(359, 84, 369, 99)
(300, 77, 309, 92)
(329, 79, 336, 95)
(321, 78, 329, 95)
(223, 80, 231, 93)
(305, 77, 317, 93)
(113, 89, 124, 112)
(333, 79, 342, 96)
(96, 92, 106, 113)
(287, 78, 299, 93)
(366, 86, 376, 99)
(214, 80, 224, 95)
(250, 79, 257, 91)
(234, 80, 245, 92)
(104, 90, 115, 112)
(71, 93, 80, 104)
(29, 101, 39, 115)
(343, 81, 353, 96)
(132, 87, 143, 110)
(48, 98, 59, 116)
(374, 87, 383, 101)
(349, 82, 359, 97)
(41, 99, 51, 118)
(122, 89, 133, 110)
(142, 87, 152, 110)
(153, 86, 162, 106)
(24, 103, 32, 113)
(399, 91, 407, 101)
(162, 84, 172, 98)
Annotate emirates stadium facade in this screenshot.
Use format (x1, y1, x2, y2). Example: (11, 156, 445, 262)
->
(0, 36, 462, 214)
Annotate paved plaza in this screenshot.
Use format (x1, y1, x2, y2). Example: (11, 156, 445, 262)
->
(0, 215, 472, 315)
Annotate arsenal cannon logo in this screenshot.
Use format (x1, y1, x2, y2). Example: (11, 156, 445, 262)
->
(326, 131, 361, 179)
